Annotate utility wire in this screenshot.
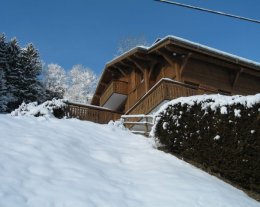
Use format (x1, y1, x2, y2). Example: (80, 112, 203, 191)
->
(155, 0, 260, 24)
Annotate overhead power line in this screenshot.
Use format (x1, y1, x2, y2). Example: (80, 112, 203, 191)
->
(155, 0, 260, 24)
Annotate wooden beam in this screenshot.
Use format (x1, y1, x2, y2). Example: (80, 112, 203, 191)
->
(156, 49, 175, 66)
(242, 68, 260, 78)
(106, 67, 120, 77)
(113, 65, 127, 76)
(119, 60, 134, 68)
(167, 43, 260, 72)
(165, 44, 187, 55)
(127, 57, 146, 73)
(133, 53, 151, 62)
(144, 68, 149, 92)
(133, 53, 159, 64)
(166, 44, 240, 70)
(99, 82, 107, 87)
(232, 68, 244, 89)
(180, 53, 192, 76)
(148, 62, 158, 79)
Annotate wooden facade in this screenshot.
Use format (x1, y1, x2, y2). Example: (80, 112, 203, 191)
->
(90, 36, 260, 122)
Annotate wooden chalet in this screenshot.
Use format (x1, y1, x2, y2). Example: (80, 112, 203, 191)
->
(67, 36, 260, 124)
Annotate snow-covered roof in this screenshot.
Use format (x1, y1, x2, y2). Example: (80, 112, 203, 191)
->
(106, 46, 148, 67)
(107, 35, 260, 70)
(66, 101, 122, 113)
(151, 35, 260, 69)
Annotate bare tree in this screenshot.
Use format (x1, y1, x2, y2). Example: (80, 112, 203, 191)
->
(116, 34, 149, 56)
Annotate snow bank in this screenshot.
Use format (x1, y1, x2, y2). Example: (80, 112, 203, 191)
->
(0, 114, 259, 207)
(11, 99, 66, 118)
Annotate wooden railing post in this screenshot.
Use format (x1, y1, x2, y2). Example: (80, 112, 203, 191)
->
(145, 116, 148, 135)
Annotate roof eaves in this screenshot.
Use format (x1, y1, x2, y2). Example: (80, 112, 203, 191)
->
(149, 35, 260, 70)
(106, 46, 148, 68)
(91, 46, 148, 105)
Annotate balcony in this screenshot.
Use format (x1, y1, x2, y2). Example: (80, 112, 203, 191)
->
(100, 80, 128, 111)
(126, 78, 216, 116)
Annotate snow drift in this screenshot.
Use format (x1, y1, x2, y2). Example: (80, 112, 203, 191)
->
(0, 114, 259, 207)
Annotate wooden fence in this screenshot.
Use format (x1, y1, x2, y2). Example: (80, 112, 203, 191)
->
(121, 114, 155, 136)
(65, 102, 122, 124)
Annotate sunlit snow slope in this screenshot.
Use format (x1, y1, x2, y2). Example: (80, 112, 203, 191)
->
(0, 115, 259, 207)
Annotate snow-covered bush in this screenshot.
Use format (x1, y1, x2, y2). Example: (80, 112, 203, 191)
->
(11, 99, 67, 118)
(153, 94, 260, 194)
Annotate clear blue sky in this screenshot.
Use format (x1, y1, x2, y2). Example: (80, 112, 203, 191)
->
(1, 0, 260, 75)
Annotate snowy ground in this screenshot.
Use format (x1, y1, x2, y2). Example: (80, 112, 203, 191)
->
(0, 115, 259, 207)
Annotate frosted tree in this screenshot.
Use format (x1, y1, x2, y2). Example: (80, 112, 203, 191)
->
(43, 64, 67, 99)
(64, 65, 98, 104)
(18, 43, 42, 103)
(0, 34, 8, 112)
(4, 38, 22, 111)
(0, 68, 8, 112)
(0, 34, 44, 112)
(116, 34, 149, 56)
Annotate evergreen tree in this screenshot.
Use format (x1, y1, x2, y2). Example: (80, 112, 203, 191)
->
(19, 43, 42, 103)
(5, 38, 22, 111)
(0, 35, 44, 112)
(0, 34, 8, 112)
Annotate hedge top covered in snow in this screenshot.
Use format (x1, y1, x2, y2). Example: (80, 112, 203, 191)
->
(155, 93, 260, 116)
(151, 93, 260, 137)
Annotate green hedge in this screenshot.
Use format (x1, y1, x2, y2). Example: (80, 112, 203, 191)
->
(154, 94, 260, 194)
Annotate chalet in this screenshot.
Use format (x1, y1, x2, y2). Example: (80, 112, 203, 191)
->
(66, 36, 260, 124)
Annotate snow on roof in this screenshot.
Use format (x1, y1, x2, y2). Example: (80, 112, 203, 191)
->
(66, 101, 120, 112)
(106, 46, 148, 66)
(152, 35, 260, 69)
(107, 35, 260, 69)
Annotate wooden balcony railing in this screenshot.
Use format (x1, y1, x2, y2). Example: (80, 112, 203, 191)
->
(65, 102, 122, 124)
(126, 79, 216, 116)
(100, 80, 128, 107)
